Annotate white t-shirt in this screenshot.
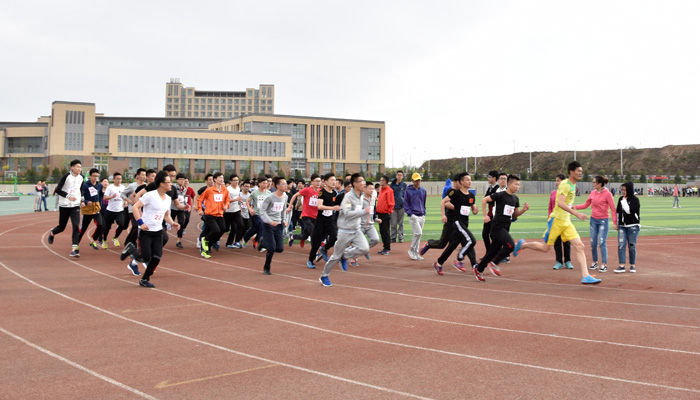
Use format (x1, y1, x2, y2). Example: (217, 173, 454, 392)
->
(140, 190, 172, 232)
(226, 186, 241, 213)
(104, 184, 125, 212)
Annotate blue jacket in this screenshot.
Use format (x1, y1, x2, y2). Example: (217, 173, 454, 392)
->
(404, 185, 426, 217)
(441, 178, 452, 199)
(390, 179, 408, 209)
(82, 180, 101, 203)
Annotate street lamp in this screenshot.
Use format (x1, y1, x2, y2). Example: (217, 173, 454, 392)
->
(525, 145, 532, 178)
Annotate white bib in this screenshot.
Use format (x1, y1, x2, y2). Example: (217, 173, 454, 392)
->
(460, 205, 470, 216)
(88, 187, 98, 197)
(214, 193, 223, 202)
(309, 197, 318, 207)
(503, 205, 515, 217)
(272, 202, 284, 212)
(322, 209, 333, 217)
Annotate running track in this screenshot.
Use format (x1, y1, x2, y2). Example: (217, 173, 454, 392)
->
(1, 212, 699, 399)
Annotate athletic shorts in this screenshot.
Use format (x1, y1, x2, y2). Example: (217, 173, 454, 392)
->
(543, 217, 579, 245)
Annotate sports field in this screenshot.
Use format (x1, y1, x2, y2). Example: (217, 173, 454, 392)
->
(416, 194, 700, 240)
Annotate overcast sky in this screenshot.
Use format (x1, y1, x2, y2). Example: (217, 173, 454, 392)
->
(2, 0, 699, 167)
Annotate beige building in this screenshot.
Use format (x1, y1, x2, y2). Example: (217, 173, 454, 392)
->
(165, 79, 275, 119)
(1, 101, 385, 180)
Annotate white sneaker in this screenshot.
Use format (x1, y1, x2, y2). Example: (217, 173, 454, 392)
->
(408, 250, 418, 260)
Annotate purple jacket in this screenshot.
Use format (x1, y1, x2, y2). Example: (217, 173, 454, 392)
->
(404, 185, 426, 217)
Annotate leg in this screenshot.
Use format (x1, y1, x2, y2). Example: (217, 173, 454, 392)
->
(69, 207, 81, 247)
(396, 208, 405, 242)
(481, 221, 492, 252)
(599, 219, 609, 265)
(569, 238, 589, 278)
(589, 218, 600, 264)
(390, 209, 398, 242)
(627, 226, 639, 266)
(617, 226, 628, 266)
(553, 236, 564, 264)
(408, 215, 425, 254)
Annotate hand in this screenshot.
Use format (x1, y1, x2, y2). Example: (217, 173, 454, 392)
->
(141, 224, 150, 231)
(473, 206, 479, 215)
(522, 203, 530, 212)
(376, 218, 382, 224)
(484, 215, 491, 223)
(172, 223, 180, 231)
(185, 205, 192, 212)
(68, 196, 76, 202)
(283, 221, 288, 228)
(441, 215, 447, 223)
(270, 221, 278, 227)
(576, 212, 587, 222)
(613, 224, 618, 230)
(198, 210, 204, 216)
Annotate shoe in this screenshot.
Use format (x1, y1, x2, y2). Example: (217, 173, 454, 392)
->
(70, 249, 80, 257)
(314, 252, 324, 263)
(307, 260, 316, 269)
(415, 254, 424, 261)
(473, 265, 485, 282)
(241, 241, 246, 248)
(48, 232, 54, 244)
(433, 262, 443, 275)
(349, 258, 359, 267)
(126, 261, 141, 276)
(139, 279, 155, 288)
(553, 262, 564, 270)
(120, 242, 136, 261)
(512, 239, 524, 257)
(288, 233, 294, 247)
(196, 238, 201, 249)
(176, 242, 183, 249)
(102, 241, 108, 249)
(263, 269, 271, 275)
(340, 257, 348, 271)
(320, 248, 329, 262)
(505, 256, 511, 263)
(90, 242, 98, 250)
(252, 237, 257, 249)
(226, 244, 235, 249)
(214, 241, 220, 251)
(565, 261, 574, 269)
(364, 253, 371, 260)
(378, 249, 391, 255)
(452, 260, 466, 272)
(629, 266, 636, 273)
(233, 242, 242, 249)
(614, 266, 626, 273)
(408, 250, 418, 260)
(589, 262, 599, 270)
(319, 276, 332, 287)
(201, 239, 210, 252)
(598, 265, 608, 273)
(259, 247, 267, 253)
(488, 261, 502, 277)
(299, 239, 305, 248)
(112, 238, 120, 247)
(419, 242, 430, 256)
(201, 249, 211, 259)
(581, 275, 601, 284)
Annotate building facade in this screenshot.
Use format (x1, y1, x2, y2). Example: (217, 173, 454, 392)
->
(165, 79, 275, 119)
(1, 101, 385, 180)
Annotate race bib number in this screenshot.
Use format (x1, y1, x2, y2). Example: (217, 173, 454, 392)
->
(309, 197, 318, 207)
(322, 210, 333, 217)
(273, 202, 284, 212)
(68, 187, 78, 196)
(258, 195, 266, 204)
(214, 194, 223, 202)
(503, 205, 515, 217)
(460, 205, 470, 216)
(178, 195, 185, 204)
(355, 205, 363, 211)
(88, 187, 98, 197)
(154, 212, 164, 221)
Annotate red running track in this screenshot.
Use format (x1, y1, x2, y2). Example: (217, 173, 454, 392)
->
(1, 212, 699, 399)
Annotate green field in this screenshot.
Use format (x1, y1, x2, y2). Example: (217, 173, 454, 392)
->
(414, 194, 700, 241)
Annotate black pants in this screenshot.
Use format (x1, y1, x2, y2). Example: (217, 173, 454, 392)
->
(482, 220, 493, 252)
(176, 209, 190, 239)
(114, 210, 130, 238)
(204, 215, 226, 245)
(124, 213, 139, 246)
(477, 224, 514, 272)
(292, 216, 315, 242)
(139, 230, 163, 281)
(427, 219, 454, 250)
(243, 215, 264, 246)
(78, 213, 103, 243)
(224, 211, 244, 245)
(52, 206, 80, 246)
(438, 220, 477, 266)
(308, 216, 337, 262)
(103, 210, 126, 242)
(554, 236, 571, 263)
(377, 213, 391, 251)
(263, 223, 285, 272)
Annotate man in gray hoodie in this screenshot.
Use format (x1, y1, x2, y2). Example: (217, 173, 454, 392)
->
(319, 173, 370, 287)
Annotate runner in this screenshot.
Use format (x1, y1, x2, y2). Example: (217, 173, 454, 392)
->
(76, 168, 104, 252)
(481, 170, 500, 252)
(549, 174, 573, 270)
(419, 174, 461, 257)
(118, 168, 146, 250)
(349, 180, 381, 267)
(101, 172, 126, 248)
(319, 173, 370, 287)
(174, 173, 195, 249)
(287, 174, 321, 250)
(239, 179, 252, 247)
(194, 174, 214, 250)
(574, 175, 617, 272)
(243, 177, 271, 251)
(47, 159, 83, 257)
(197, 172, 230, 259)
(473, 174, 529, 282)
(306, 173, 339, 269)
(515, 161, 602, 284)
(129, 171, 180, 287)
(224, 174, 245, 249)
(433, 172, 479, 275)
(259, 176, 289, 275)
(405, 172, 427, 260)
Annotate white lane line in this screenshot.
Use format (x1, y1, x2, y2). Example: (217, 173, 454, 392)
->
(4, 257, 699, 396)
(0, 326, 158, 400)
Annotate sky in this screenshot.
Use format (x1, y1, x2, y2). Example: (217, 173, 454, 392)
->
(2, 0, 699, 167)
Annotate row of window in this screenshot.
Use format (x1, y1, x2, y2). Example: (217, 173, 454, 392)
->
(97, 120, 211, 128)
(66, 110, 85, 125)
(309, 125, 346, 160)
(168, 97, 273, 105)
(116, 135, 287, 157)
(167, 108, 273, 118)
(168, 104, 268, 112)
(7, 137, 44, 153)
(65, 131, 84, 151)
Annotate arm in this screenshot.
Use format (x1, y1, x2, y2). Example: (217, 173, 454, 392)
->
(246, 195, 256, 216)
(607, 192, 618, 229)
(403, 190, 413, 216)
(286, 191, 300, 212)
(132, 200, 147, 231)
(558, 193, 587, 221)
(574, 193, 593, 210)
(259, 197, 272, 224)
(514, 203, 529, 217)
(481, 196, 493, 223)
(54, 174, 70, 198)
(440, 196, 452, 223)
(164, 210, 180, 231)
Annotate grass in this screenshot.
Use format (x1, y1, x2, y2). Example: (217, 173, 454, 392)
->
(411, 194, 700, 241)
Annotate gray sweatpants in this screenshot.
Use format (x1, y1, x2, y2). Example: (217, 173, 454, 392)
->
(322, 229, 369, 276)
(390, 208, 405, 242)
(361, 224, 380, 249)
(408, 214, 425, 255)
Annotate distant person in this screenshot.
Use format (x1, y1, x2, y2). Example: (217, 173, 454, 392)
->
(441, 178, 452, 199)
(47, 159, 83, 257)
(672, 184, 680, 208)
(376, 175, 395, 255)
(390, 170, 407, 243)
(404, 172, 427, 260)
(615, 182, 640, 273)
(574, 175, 617, 273)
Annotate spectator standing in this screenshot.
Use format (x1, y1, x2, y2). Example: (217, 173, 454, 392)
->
(389, 170, 407, 243)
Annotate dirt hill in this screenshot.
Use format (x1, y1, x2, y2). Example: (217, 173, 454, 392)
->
(420, 144, 700, 181)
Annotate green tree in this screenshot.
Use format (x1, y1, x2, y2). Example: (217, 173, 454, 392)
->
(51, 168, 62, 182)
(100, 169, 109, 180)
(40, 165, 50, 181)
(25, 168, 37, 183)
(639, 172, 647, 183)
(674, 174, 682, 184)
(625, 173, 633, 182)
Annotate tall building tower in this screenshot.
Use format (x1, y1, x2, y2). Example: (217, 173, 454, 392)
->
(165, 79, 275, 119)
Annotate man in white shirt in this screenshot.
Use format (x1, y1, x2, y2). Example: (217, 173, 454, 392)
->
(102, 172, 126, 248)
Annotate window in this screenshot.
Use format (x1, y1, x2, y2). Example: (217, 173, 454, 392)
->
(254, 161, 264, 175)
(145, 158, 158, 170)
(224, 160, 236, 174)
(292, 124, 306, 139)
(244, 122, 251, 132)
(262, 122, 281, 134)
(8, 137, 43, 153)
(194, 159, 205, 174)
(292, 143, 305, 159)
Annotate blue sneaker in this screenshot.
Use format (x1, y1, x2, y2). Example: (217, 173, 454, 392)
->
(126, 261, 141, 276)
(288, 232, 294, 247)
(419, 241, 430, 256)
(553, 262, 564, 270)
(320, 247, 329, 262)
(581, 275, 601, 284)
(319, 276, 332, 287)
(307, 260, 316, 269)
(565, 261, 574, 269)
(340, 257, 348, 271)
(512, 239, 525, 257)
(233, 242, 242, 249)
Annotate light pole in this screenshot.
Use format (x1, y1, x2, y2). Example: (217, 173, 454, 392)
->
(525, 146, 532, 178)
(474, 143, 481, 178)
(620, 148, 623, 178)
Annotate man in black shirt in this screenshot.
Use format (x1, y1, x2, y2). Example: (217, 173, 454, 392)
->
(473, 175, 529, 282)
(420, 174, 461, 257)
(482, 170, 500, 252)
(308, 173, 339, 267)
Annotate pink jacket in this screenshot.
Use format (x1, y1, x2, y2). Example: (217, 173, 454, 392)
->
(575, 187, 616, 220)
